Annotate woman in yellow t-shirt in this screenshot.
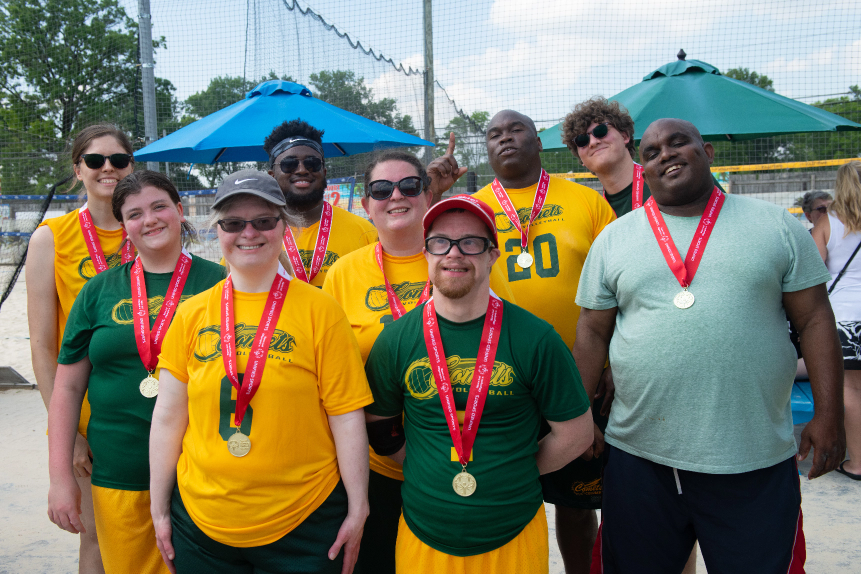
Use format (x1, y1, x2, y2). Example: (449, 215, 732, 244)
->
(322, 149, 514, 574)
(149, 170, 373, 574)
(28, 123, 136, 573)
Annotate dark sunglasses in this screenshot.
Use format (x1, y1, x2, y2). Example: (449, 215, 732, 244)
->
(366, 177, 424, 200)
(216, 216, 281, 233)
(813, 206, 829, 214)
(80, 153, 133, 170)
(574, 123, 610, 148)
(425, 236, 492, 256)
(279, 156, 323, 174)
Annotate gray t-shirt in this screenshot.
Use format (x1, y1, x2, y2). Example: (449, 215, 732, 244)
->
(576, 194, 831, 473)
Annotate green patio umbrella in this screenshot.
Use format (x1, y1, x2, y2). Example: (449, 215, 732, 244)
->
(539, 51, 861, 150)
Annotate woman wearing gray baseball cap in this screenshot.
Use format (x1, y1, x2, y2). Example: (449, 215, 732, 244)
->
(149, 170, 373, 574)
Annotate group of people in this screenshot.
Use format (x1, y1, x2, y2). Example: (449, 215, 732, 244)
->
(31, 93, 854, 574)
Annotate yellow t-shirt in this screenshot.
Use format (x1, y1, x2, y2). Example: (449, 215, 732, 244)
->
(157, 279, 373, 547)
(40, 208, 129, 436)
(322, 243, 516, 480)
(287, 205, 377, 287)
(472, 176, 616, 349)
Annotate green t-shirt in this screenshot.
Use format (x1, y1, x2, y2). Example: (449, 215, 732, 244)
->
(576, 194, 831, 474)
(604, 181, 653, 218)
(58, 254, 225, 490)
(365, 299, 590, 556)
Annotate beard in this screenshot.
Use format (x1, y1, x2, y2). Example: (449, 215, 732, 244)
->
(431, 263, 476, 300)
(283, 181, 326, 210)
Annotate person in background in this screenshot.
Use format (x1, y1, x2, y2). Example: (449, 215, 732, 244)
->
(47, 171, 225, 573)
(812, 161, 861, 481)
(28, 123, 136, 574)
(801, 190, 833, 226)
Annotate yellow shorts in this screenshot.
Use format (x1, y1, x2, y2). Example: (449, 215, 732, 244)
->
(395, 504, 549, 574)
(90, 485, 170, 574)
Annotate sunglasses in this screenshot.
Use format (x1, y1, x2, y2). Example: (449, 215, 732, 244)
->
(80, 153, 133, 170)
(425, 236, 492, 256)
(216, 216, 281, 233)
(813, 206, 829, 214)
(366, 177, 424, 200)
(278, 156, 323, 174)
(574, 123, 610, 148)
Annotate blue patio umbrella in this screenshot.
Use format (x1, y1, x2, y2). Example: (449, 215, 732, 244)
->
(135, 80, 433, 163)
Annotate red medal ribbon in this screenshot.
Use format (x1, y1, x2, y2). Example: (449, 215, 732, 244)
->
(131, 248, 192, 372)
(602, 163, 645, 211)
(490, 169, 550, 254)
(282, 202, 333, 283)
(423, 294, 503, 468)
(78, 204, 134, 274)
(644, 187, 724, 289)
(374, 242, 431, 320)
(220, 265, 290, 427)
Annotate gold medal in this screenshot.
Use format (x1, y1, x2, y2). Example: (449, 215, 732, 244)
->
(452, 470, 477, 497)
(674, 289, 695, 309)
(227, 430, 251, 457)
(139, 375, 159, 398)
(516, 251, 533, 269)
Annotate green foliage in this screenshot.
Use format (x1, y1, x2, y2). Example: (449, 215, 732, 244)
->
(724, 67, 774, 92)
(438, 111, 489, 166)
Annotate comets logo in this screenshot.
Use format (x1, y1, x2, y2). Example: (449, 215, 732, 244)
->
(493, 204, 563, 233)
(79, 252, 125, 280)
(404, 355, 514, 400)
(366, 281, 429, 311)
(194, 323, 296, 362)
(112, 295, 194, 325)
(298, 249, 338, 270)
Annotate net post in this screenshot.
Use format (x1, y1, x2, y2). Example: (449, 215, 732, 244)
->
(138, 0, 159, 172)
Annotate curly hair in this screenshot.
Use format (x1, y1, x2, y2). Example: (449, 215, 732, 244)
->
(363, 150, 431, 195)
(263, 119, 325, 159)
(561, 97, 636, 161)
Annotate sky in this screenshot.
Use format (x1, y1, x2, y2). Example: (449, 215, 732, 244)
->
(131, 0, 860, 137)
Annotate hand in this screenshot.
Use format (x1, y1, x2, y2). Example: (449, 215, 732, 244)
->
(427, 132, 468, 202)
(580, 424, 605, 461)
(328, 507, 368, 574)
(72, 432, 93, 478)
(595, 366, 615, 417)
(797, 412, 846, 479)
(152, 509, 177, 574)
(47, 475, 85, 534)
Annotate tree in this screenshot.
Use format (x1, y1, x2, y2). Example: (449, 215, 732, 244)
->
(439, 111, 489, 169)
(724, 67, 774, 92)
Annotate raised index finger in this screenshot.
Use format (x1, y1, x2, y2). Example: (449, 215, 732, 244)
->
(446, 132, 456, 156)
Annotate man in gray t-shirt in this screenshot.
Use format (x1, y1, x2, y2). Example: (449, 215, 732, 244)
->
(573, 119, 845, 574)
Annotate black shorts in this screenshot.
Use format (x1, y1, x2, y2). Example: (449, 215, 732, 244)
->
(355, 471, 402, 574)
(592, 445, 805, 574)
(837, 321, 861, 370)
(539, 396, 607, 510)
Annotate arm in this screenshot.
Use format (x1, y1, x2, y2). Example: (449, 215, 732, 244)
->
(426, 132, 468, 205)
(26, 226, 60, 411)
(47, 358, 91, 534)
(365, 412, 406, 465)
(783, 284, 845, 479)
(327, 409, 370, 574)
(810, 215, 830, 262)
(536, 411, 594, 474)
(149, 370, 189, 574)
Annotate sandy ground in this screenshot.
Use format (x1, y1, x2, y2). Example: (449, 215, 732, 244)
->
(1, 275, 859, 573)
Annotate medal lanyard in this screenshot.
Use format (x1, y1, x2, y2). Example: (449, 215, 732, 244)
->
(423, 294, 503, 469)
(374, 242, 431, 320)
(602, 163, 645, 211)
(644, 187, 724, 289)
(282, 201, 333, 284)
(490, 169, 549, 255)
(78, 204, 134, 273)
(131, 248, 192, 373)
(220, 265, 290, 427)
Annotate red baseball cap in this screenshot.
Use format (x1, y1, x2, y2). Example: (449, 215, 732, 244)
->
(422, 194, 498, 247)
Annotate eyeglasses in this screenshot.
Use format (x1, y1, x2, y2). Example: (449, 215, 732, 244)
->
(278, 156, 324, 174)
(80, 153, 133, 170)
(366, 177, 424, 200)
(573, 123, 610, 148)
(813, 206, 829, 214)
(425, 236, 492, 256)
(216, 216, 281, 233)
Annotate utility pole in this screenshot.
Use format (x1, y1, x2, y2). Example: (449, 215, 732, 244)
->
(138, 0, 159, 171)
(423, 0, 435, 164)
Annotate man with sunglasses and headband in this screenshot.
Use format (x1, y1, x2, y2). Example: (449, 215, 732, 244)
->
(363, 195, 593, 573)
(323, 151, 514, 574)
(263, 119, 377, 287)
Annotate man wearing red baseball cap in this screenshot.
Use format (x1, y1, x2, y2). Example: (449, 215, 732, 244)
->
(363, 195, 594, 573)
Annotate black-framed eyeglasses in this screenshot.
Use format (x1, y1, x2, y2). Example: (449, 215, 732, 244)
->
(425, 236, 492, 256)
(574, 123, 610, 148)
(813, 206, 829, 214)
(80, 153, 133, 170)
(278, 156, 324, 174)
(216, 216, 281, 233)
(366, 177, 424, 200)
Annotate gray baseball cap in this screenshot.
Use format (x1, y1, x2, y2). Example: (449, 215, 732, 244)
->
(212, 169, 286, 209)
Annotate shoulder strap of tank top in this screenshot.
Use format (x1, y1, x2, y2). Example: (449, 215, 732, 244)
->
(829, 238, 861, 294)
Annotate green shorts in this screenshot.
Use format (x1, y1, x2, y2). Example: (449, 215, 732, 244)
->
(170, 481, 347, 574)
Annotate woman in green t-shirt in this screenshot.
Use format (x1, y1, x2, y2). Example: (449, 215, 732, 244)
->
(47, 171, 225, 574)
